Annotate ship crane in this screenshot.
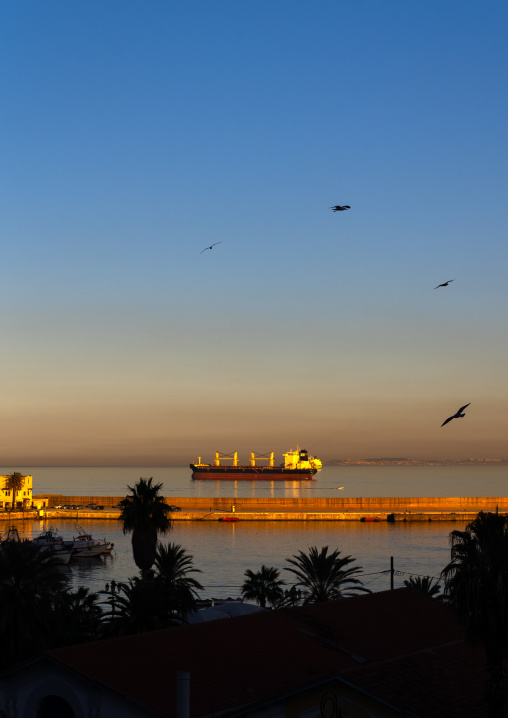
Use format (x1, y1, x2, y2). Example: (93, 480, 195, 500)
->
(250, 451, 275, 468)
(214, 451, 239, 467)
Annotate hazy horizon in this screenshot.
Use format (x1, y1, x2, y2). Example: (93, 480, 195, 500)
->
(2, 447, 508, 469)
(2, 2, 507, 468)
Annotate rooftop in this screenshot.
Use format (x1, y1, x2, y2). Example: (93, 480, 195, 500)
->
(38, 589, 489, 718)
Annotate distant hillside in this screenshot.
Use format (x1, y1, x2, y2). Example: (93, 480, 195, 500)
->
(325, 458, 508, 466)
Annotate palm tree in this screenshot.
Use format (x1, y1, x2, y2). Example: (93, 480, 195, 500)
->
(403, 575, 442, 598)
(153, 542, 203, 620)
(442, 511, 508, 717)
(54, 587, 103, 644)
(101, 576, 177, 636)
(3, 472, 25, 510)
(241, 565, 285, 608)
(0, 539, 69, 668)
(119, 478, 172, 576)
(285, 545, 370, 603)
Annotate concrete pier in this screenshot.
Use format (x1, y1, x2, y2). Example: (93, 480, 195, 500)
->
(0, 495, 504, 523)
(32, 494, 508, 512)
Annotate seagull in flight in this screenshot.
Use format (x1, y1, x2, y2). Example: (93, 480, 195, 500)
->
(200, 242, 222, 254)
(434, 279, 454, 289)
(441, 403, 471, 427)
(330, 205, 351, 212)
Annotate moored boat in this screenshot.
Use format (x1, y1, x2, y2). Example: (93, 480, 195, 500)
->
(63, 526, 114, 558)
(31, 528, 74, 564)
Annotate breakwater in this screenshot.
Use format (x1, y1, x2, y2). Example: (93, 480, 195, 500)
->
(32, 494, 508, 511)
(0, 495, 500, 522)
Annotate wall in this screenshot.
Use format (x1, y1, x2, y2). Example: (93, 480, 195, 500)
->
(33, 494, 508, 512)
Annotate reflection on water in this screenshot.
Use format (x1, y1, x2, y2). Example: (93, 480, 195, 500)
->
(1, 464, 506, 499)
(3, 464, 505, 599)
(11, 516, 462, 599)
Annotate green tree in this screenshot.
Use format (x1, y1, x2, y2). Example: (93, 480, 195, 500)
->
(119, 478, 172, 576)
(153, 542, 204, 621)
(403, 575, 442, 598)
(442, 511, 508, 717)
(285, 545, 370, 603)
(241, 565, 285, 608)
(3, 472, 25, 510)
(0, 539, 69, 668)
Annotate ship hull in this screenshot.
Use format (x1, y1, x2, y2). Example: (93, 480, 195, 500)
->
(190, 464, 316, 481)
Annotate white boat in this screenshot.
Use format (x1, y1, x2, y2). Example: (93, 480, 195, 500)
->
(31, 528, 74, 564)
(64, 526, 114, 558)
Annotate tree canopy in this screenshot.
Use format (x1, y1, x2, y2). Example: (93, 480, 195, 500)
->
(241, 565, 285, 608)
(403, 575, 442, 598)
(442, 511, 508, 717)
(119, 478, 172, 575)
(0, 539, 69, 667)
(3, 472, 25, 508)
(285, 545, 369, 603)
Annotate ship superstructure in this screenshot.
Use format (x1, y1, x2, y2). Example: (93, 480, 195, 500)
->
(283, 447, 322, 471)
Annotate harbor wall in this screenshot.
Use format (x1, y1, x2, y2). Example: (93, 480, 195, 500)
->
(4, 496, 508, 522)
(0, 509, 495, 522)
(32, 494, 508, 512)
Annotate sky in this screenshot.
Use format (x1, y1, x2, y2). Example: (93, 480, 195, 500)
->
(1, 1, 507, 465)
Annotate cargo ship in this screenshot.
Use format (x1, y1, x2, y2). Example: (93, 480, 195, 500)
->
(190, 447, 322, 480)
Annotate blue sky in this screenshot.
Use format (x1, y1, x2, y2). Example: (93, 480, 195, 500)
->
(1, 1, 507, 465)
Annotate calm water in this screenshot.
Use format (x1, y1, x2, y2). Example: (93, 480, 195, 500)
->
(2, 465, 507, 599)
(4, 464, 507, 499)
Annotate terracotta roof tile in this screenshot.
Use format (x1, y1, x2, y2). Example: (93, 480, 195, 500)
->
(46, 589, 491, 717)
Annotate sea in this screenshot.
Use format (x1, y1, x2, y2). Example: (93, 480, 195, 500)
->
(2, 465, 507, 599)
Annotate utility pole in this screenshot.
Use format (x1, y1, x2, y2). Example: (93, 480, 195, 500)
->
(390, 556, 394, 590)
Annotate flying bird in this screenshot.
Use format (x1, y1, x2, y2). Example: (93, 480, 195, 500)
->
(200, 242, 222, 254)
(441, 403, 471, 427)
(330, 205, 350, 212)
(434, 279, 454, 289)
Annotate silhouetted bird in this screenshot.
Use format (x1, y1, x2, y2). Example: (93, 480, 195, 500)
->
(200, 242, 222, 254)
(330, 205, 351, 212)
(441, 403, 471, 427)
(434, 280, 454, 289)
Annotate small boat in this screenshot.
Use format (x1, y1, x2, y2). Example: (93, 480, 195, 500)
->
(64, 526, 114, 558)
(0, 526, 22, 543)
(218, 517, 239, 522)
(31, 528, 74, 564)
(361, 517, 382, 523)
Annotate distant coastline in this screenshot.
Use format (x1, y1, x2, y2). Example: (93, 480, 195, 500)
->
(325, 458, 508, 466)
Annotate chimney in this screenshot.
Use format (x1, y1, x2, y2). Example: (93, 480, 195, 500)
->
(177, 671, 190, 718)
